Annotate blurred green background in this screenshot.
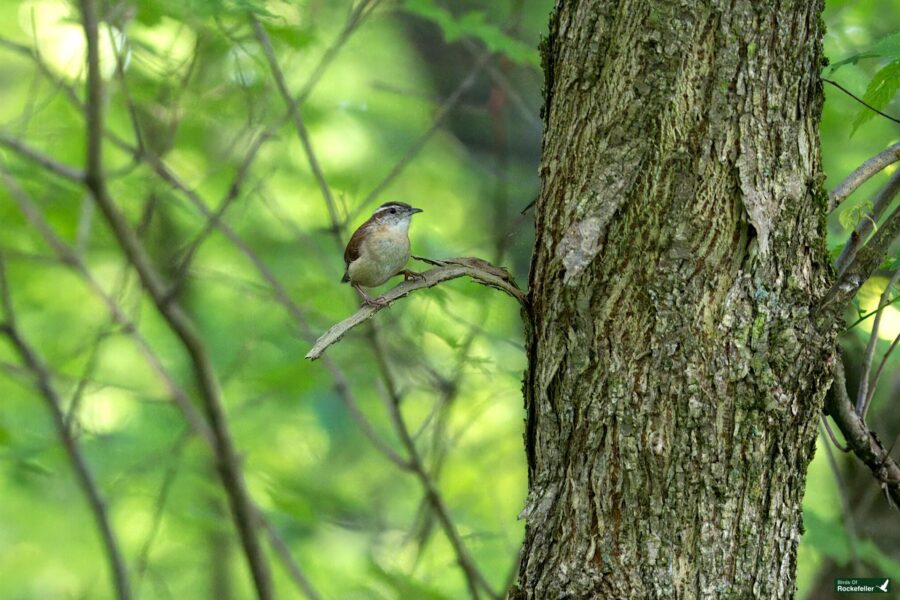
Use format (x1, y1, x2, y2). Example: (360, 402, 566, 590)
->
(0, 0, 897, 598)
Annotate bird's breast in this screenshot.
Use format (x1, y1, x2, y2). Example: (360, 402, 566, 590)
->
(349, 227, 410, 287)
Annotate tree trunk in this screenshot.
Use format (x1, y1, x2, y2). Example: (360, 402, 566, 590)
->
(514, 1, 834, 597)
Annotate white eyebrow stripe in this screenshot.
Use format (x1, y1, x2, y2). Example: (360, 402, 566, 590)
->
(373, 204, 404, 214)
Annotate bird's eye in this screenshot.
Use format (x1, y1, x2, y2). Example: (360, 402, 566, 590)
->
(390, 208, 396, 214)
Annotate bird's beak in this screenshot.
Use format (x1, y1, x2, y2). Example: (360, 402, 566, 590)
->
(410, 207, 423, 214)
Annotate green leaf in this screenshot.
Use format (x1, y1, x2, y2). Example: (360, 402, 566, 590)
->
(871, 31, 900, 60)
(803, 509, 900, 576)
(402, 0, 539, 67)
(838, 200, 875, 230)
(828, 31, 900, 73)
(851, 60, 900, 133)
(265, 23, 317, 50)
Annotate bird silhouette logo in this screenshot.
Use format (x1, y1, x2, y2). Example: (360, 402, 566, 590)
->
(876, 579, 889, 592)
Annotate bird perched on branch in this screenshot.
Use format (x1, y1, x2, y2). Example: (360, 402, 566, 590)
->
(342, 201, 424, 306)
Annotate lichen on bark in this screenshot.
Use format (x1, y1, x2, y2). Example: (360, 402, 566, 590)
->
(514, 1, 835, 598)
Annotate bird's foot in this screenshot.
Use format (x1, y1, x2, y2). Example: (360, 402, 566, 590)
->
(401, 269, 425, 282)
(361, 296, 389, 308)
(354, 284, 389, 308)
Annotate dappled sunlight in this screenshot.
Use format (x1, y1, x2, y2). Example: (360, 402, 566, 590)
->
(18, 0, 122, 79)
(0, 0, 896, 597)
(857, 276, 900, 340)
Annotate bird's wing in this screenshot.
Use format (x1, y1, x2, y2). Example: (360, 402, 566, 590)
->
(342, 223, 368, 282)
(344, 225, 366, 265)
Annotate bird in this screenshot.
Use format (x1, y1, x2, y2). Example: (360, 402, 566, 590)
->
(342, 201, 424, 306)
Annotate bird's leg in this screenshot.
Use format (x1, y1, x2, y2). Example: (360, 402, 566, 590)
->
(400, 269, 425, 282)
(353, 284, 388, 307)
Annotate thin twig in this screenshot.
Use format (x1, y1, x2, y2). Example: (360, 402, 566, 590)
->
(864, 330, 900, 420)
(370, 329, 498, 599)
(252, 17, 342, 244)
(350, 52, 491, 221)
(828, 141, 900, 212)
(306, 257, 527, 360)
(78, 2, 274, 596)
(291, 0, 381, 109)
(4, 22, 335, 600)
(818, 422, 861, 573)
(6, 11, 430, 585)
(259, 516, 323, 600)
(0, 132, 85, 182)
(821, 415, 850, 453)
(857, 269, 900, 416)
(0, 165, 215, 444)
(835, 169, 900, 275)
(252, 10, 426, 479)
(168, 128, 273, 292)
(823, 78, 900, 128)
(0, 255, 133, 600)
(64, 327, 110, 434)
(818, 205, 900, 313)
(841, 294, 900, 333)
(134, 432, 189, 598)
(2, 168, 324, 600)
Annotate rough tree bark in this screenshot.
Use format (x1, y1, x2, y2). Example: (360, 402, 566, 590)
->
(513, 1, 833, 598)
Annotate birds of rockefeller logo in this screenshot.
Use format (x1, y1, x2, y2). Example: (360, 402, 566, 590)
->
(834, 578, 891, 594)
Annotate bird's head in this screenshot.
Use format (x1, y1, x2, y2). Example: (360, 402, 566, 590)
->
(371, 201, 423, 229)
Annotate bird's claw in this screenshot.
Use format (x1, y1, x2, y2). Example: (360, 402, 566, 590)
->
(362, 296, 389, 308)
(401, 269, 425, 282)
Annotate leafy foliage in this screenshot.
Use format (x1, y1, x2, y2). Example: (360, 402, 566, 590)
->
(850, 59, 900, 133)
(0, 1, 897, 599)
(402, 0, 540, 67)
(838, 199, 876, 231)
(827, 31, 900, 72)
(803, 510, 900, 577)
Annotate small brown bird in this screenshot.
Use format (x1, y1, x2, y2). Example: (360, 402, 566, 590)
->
(342, 201, 424, 306)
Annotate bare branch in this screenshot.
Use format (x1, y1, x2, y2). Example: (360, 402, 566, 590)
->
(259, 516, 323, 600)
(1, 167, 324, 599)
(290, 0, 381, 109)
(0, 165, 215, 444)
(835, 169, 900, 275)
(820, 415, 850, 452)
(5, 11, 385, 597)
(168, 128, 273, 292)
(0, 255, 133, 600)
(828, 142, 900, 212)
(865, 330, 900, 419)
(369, 328, 498, 599)
(350, 53, 491, 221)
(134, 432, 188, 597)
(306, 257, 526, 360)
(112, 135, 412, 474)
(0, 132, 85, 182)
(825, 355, 900, 508)
(78, 1, 273, 596)
(818, 422, 861, 572)
(252, 17, 341, 242)
(857, 269, 900, 416)
(818, 205, 900, 313)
